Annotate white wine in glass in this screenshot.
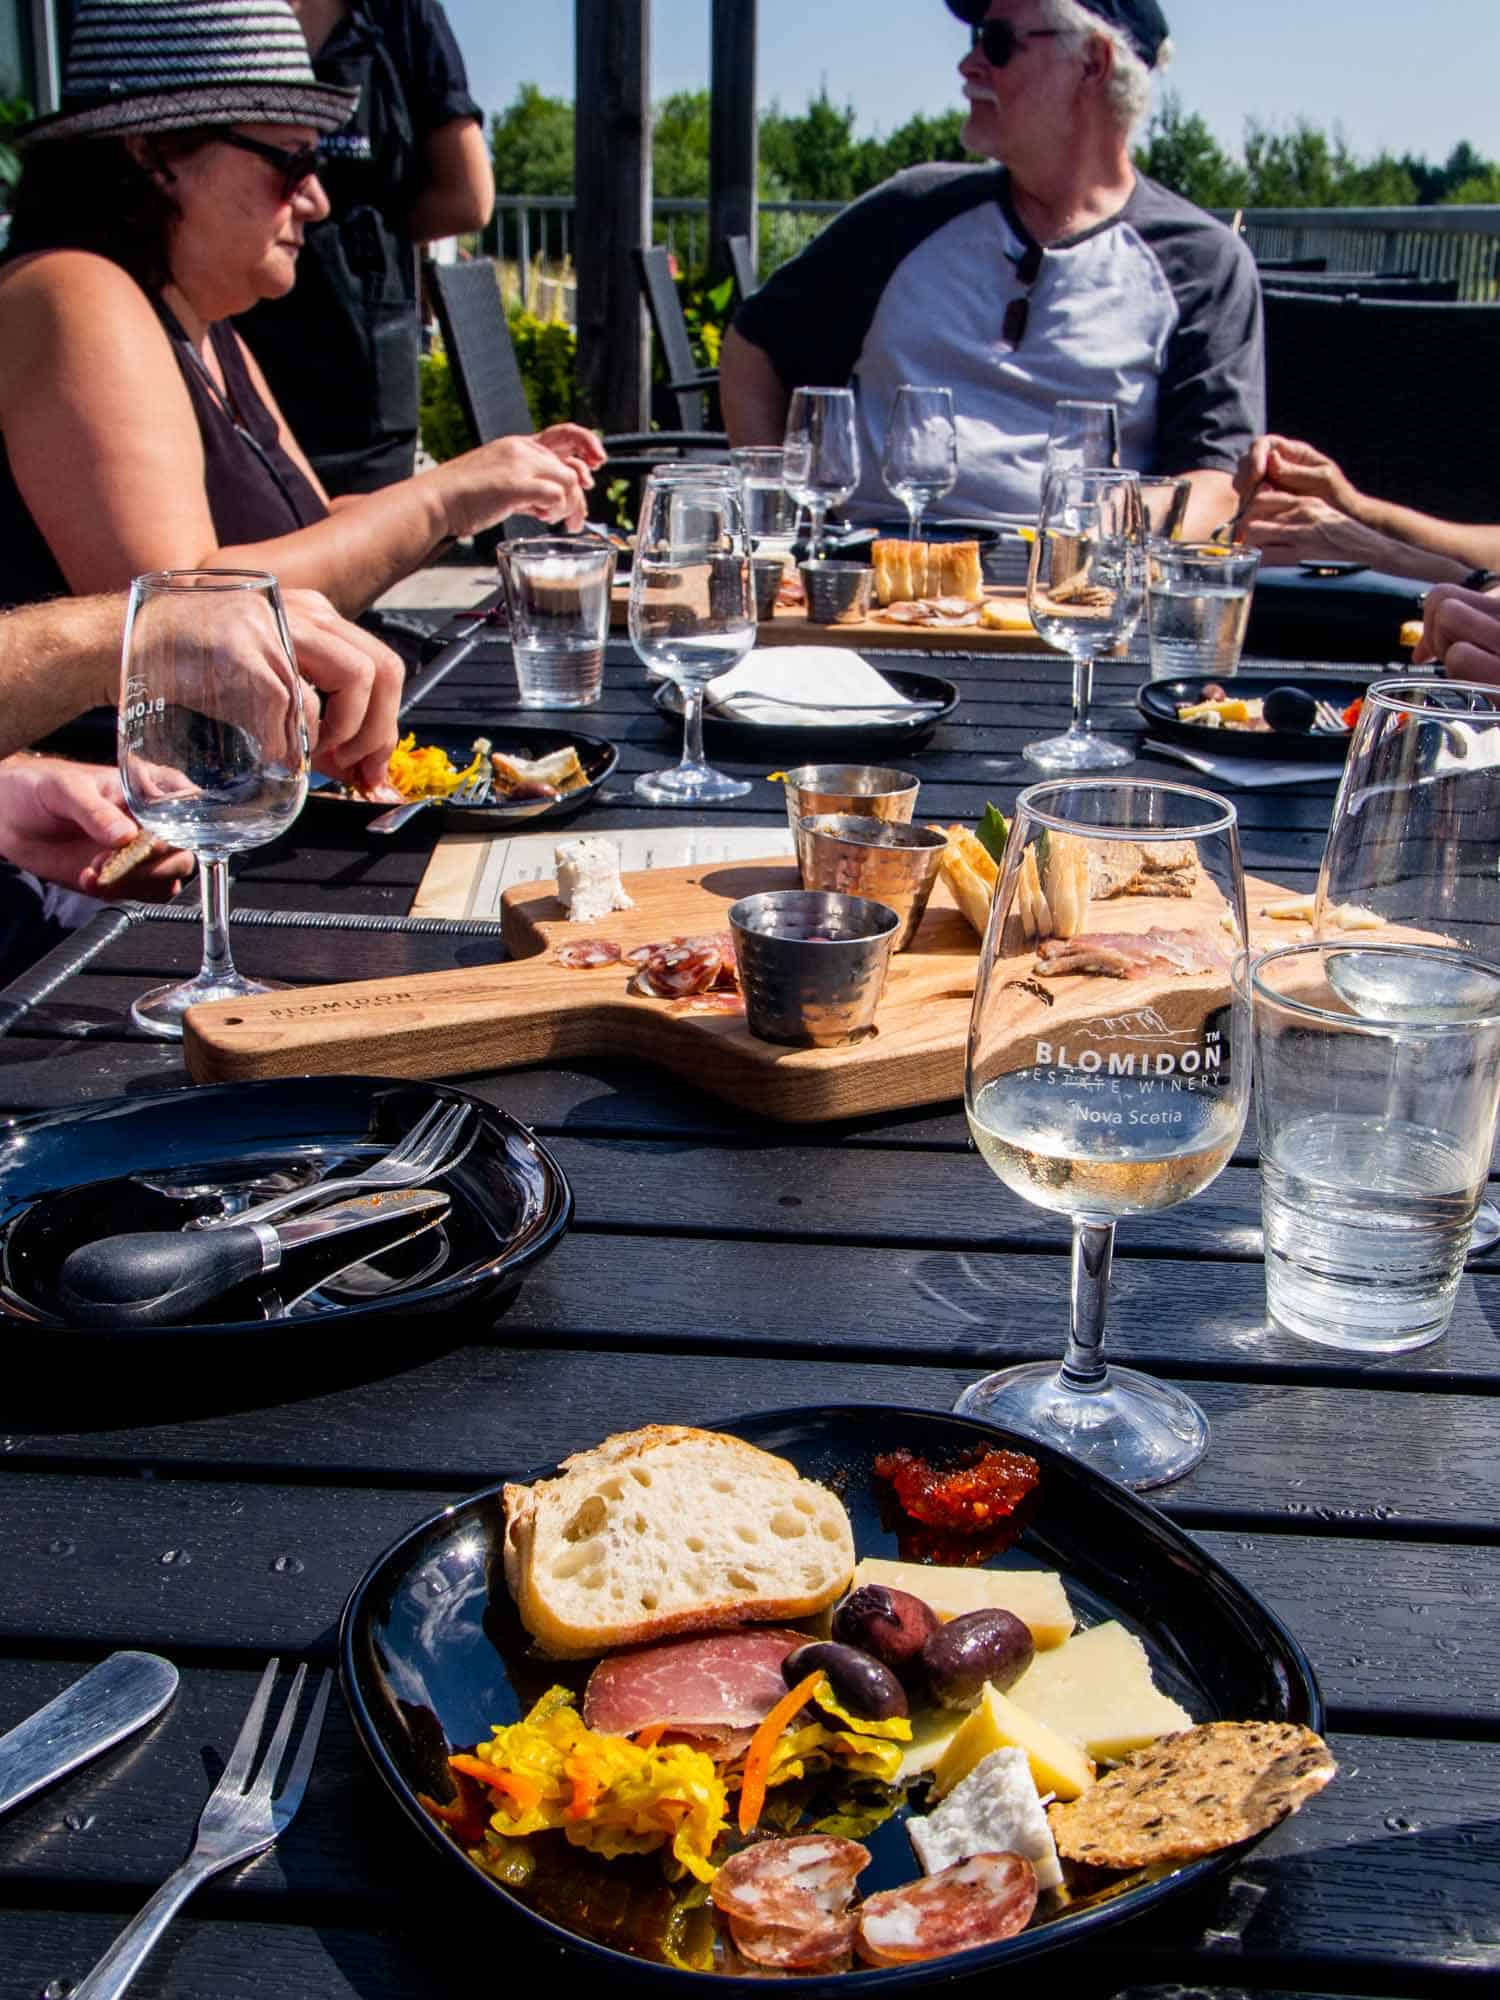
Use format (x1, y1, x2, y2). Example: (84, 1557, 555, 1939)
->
(957, 778, 1251, 1488)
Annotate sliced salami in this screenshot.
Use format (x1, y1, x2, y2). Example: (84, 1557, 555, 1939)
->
(855, 1853, 1038, 1967)
(554, 938, 623, 969)
(623, 942, 656, 965)
(641, 940, 722, 996)
(712, 1835, 869, 1932)
(729, 1912, 857, 1971)
(668, 992, 745, 1017)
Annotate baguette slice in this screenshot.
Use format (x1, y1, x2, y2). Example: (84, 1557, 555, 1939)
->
(502, 1425, 856, 1657)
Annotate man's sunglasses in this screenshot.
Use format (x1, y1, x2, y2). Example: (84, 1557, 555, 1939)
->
(217, 131, 326, 200)
(970, 21, 1063, 66)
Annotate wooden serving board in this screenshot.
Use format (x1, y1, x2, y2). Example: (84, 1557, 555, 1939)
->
(610, 582, 1056, 654)
(183, 862, 1312, 1123)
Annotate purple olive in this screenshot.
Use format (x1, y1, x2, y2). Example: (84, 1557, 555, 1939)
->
(831, 1584, 940, 1683)
(920, 1609, 1035, 1710)
(783, 1641, 908, 1721)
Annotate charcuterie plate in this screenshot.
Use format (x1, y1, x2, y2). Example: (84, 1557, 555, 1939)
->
(340, 1403, 1323, 1989)
(307, 723, 619, 828)
(1137, 676, 1367, 762)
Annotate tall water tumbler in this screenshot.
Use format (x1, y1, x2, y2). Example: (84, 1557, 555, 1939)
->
(1241, 941, 1500, 1353)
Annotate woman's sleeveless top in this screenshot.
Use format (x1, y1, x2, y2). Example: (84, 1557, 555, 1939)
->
(0, 287, 327, 609)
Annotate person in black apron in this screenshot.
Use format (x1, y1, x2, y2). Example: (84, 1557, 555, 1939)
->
(239, 0, 493, 496)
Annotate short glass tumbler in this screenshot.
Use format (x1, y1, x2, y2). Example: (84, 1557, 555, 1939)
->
(499, 536, 615, 708)
(1147, 543, 1261, 681)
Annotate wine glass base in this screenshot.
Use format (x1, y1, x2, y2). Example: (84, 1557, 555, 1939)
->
(633, 766, 752, 806)
(130, 973, 290, 1041)
(954, 1360, 1208, 1490)
(1023, 730, 1134, 772)
(1470, 1199, 1500, 1256)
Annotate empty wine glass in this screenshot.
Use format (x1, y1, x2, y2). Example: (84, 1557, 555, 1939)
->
(1315, 677, 1500, 1251)
(958, 779, 1251, 1487)
(1044, 399, 1120, 493)
(1025, 468, 1142, 772)
(119, 570, 309, 1038)
(629, 472, 755, 805)
(782, 386, 859, 562)
(882, 384, 958, 541)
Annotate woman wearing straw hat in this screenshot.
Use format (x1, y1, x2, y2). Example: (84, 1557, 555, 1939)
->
(0, 0, 603, 614)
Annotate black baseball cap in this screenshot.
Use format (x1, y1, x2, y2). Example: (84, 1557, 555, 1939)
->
(944, 0, 1171, 69)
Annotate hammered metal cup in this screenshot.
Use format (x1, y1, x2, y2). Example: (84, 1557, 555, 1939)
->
(799, 561, 874, 624)
(752, 557, 787, 621)
(797, 814, 947, 951)
(729, 890, 900, 1046)
(780, 765, 920, 863)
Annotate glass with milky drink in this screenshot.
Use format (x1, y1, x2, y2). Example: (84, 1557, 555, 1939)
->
(498, 537, 615, 708)
(957, 780, 1250, 1489)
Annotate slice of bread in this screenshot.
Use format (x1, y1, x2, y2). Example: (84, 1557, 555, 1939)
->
(502, 1425, 856, 1657)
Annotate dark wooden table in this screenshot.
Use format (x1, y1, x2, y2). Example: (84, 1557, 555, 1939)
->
(0, 631, 1494, 2000)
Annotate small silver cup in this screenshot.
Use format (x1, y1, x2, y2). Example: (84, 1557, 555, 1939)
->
(797, 814, 947, 951)
(780, 765, 920, 863)
(751, 556, 787, 621)
(799, 560, 874, 624)
(729, 890, 900, 1046)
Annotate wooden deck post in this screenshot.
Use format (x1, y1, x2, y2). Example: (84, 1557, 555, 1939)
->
(574, 0, 651, 432)
(709, 0, 758, 286)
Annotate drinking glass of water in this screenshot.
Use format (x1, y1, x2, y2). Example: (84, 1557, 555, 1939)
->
(498, 536, 615, 707)
(957, 779, 1250, 1488)
(1146, 543, 1260, 681)
(782, 387, 859, 562)
(1025, 468, 1142, 772)
(1316, 676, 1500, 1252)
(881, 384, 958, 541)
(629, 472, 754, 805)
(731, 446, 798, 560)
(118, 570, 309, 1038)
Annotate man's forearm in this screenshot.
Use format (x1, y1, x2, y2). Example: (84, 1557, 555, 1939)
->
(719, 328, 792, 446)
(0, 595, 125, 758)
(1177, 470, 1239, 543)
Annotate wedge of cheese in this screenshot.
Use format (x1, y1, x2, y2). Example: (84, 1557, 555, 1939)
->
(851, 1558, 1074, 1650)
(1007, 1620, 1192, 1764)
(933, 1684, 1094, 1802)
(908, 1745, 1063, 1890)
(889, 1704, 969, 1783)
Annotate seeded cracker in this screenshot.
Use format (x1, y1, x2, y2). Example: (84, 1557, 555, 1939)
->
(1046, 1721, 1336, 1869)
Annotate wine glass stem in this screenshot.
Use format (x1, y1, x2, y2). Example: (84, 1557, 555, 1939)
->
(680, 682, 706, 771)
(907, 501, 923, 542)
(1058, 1217, 1115, 1392)
(1070, 655, 1095, 738)
(198, 855, 238, 987)
(808, 503, 827, 562)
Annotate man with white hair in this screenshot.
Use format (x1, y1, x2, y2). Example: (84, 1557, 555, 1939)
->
(721, 0, 1261, 538)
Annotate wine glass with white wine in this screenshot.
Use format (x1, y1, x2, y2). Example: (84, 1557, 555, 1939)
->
(957, 779, 1251, 1488)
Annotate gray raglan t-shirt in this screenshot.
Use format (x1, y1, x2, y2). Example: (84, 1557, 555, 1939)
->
(734, 164, 1265, 523)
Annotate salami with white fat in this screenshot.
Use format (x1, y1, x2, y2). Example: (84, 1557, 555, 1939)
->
(554, 938, 623, 969)
(712, 1835, 869, 1934)
(729, 1912, 858, 1971)
(855, 1853, 1038, 1966)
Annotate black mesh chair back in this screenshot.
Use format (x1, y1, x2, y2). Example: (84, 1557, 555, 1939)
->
(1263, 272, 1460, 301)
(635, 245, 721, 431)
(427, 259, 536, 443)
(725, 234, 757, 303)
(1264, 293, 1500, 519)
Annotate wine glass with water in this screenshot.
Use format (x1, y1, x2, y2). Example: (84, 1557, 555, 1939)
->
(957, 778, 1251, 1488)
(1315, 676, 1500, 1251)
(119, 570, 309, 1038)
(782, 387, 859, 562)
(629, 472, 755, 805)
(1044, 399, 1120, 488)
(1025, 468, 1142, 772)
(882, 384, 958, 541)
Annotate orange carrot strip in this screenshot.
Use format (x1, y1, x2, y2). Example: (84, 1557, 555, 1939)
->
(738, 1671, 823, 1836)
(448, 1754, 542, 1812)
(567, 1766, 603, 1822)
(634, 1723, 668, 1749)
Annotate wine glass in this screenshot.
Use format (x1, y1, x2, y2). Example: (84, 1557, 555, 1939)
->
(1043, 399, 1120, 492)
(782, 387, 859, 562)
(119, 570, 309, 1038)
(882, 385, 958, 542)
(1136, 475, 1192, 543)
(629, 472, 755, 805)
(730, 446, 798, 560)
(1315, 677, 1500, 1251)
(957, 779, 1251, 1488)
(1025, 468, 1142, 772)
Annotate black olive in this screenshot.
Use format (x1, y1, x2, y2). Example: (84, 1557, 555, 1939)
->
(920, 1609, 1034, 1710)
(783, 1640, 908, 1721)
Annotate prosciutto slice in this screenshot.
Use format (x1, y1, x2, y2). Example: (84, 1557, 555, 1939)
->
(1034, 927, 1227, 981)
(583, 1628, 807, 1738)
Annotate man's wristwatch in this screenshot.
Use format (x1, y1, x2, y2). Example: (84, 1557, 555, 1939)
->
(1462, 567, 1499, 592)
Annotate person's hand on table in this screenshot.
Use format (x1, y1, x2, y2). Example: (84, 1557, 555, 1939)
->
(282, 589, 405, 801)
(1236, 434, 1362, 519)
(1413, 582, 1500, 677)
(0, 754, 194, 899)
(1238, 487, 1391, 568)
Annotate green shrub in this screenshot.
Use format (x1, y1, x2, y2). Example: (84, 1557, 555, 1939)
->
(507, 308, 578, 428)
(417, 347, 470, 464)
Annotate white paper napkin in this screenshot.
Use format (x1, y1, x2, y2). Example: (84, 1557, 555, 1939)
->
(706, 647, 920, 726)
(1144, 737, 1345, 790)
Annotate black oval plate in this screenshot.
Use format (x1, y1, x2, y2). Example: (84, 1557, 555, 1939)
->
(340, 1403, 1323, 1992)
(1137, 674, 1368, 762)
(655, 670, 959, 754)
(0, 1075, 570, 1339)
(308, 723, 619, 827)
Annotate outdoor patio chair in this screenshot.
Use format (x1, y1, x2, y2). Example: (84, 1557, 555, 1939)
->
(725, 233, 758, 303)
(1262, 272, 1460, 301)
(634, 245, 725, 433)
(1263, 292, 1500, 519)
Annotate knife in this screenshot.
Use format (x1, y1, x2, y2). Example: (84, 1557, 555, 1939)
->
(56, 1187, 451, 1328)
(0, 1652, 178, 1818)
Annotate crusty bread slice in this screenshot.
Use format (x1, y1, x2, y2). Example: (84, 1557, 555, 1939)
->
(502, 1425, 856, 1657)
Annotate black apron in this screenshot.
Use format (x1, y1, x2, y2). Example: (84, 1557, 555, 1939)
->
(238, 1, 423, 497)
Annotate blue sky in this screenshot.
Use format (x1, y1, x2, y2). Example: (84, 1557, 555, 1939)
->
(443, 0, 1497, 167)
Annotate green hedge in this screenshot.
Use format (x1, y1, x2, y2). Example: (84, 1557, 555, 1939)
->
(419, 307, 579, 463)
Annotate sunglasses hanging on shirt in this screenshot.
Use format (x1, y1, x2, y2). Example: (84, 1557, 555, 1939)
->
(1003, 243, 1044, 349)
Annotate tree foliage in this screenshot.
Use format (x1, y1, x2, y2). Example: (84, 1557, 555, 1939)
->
(488, 83, 573, 197)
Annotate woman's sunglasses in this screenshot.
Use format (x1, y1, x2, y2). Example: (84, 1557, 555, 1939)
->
(970, 21, 1063, 66)
(217, 131, 326, 200)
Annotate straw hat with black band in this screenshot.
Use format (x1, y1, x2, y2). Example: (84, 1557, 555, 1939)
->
(943, 0, 1171, 70)
(21, 0, 358, 147)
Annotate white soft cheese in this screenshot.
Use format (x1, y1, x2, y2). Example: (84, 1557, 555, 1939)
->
(554, 837, 634, 924)
(907, 1745, 1063, 1892)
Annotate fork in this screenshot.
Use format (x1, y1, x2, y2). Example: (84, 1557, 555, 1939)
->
(366, 765, 493, 835)
(71, 1660, 331, 2000)
(1312, 697, 1348, 733)
(192, 1100, 474, 1233)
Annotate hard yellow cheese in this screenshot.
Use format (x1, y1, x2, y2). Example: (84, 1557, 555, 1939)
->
(1007, 1620, 1193, 1763)
(932, 1684, 1094, 1802)
(851, 1558, 1075, 1650)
